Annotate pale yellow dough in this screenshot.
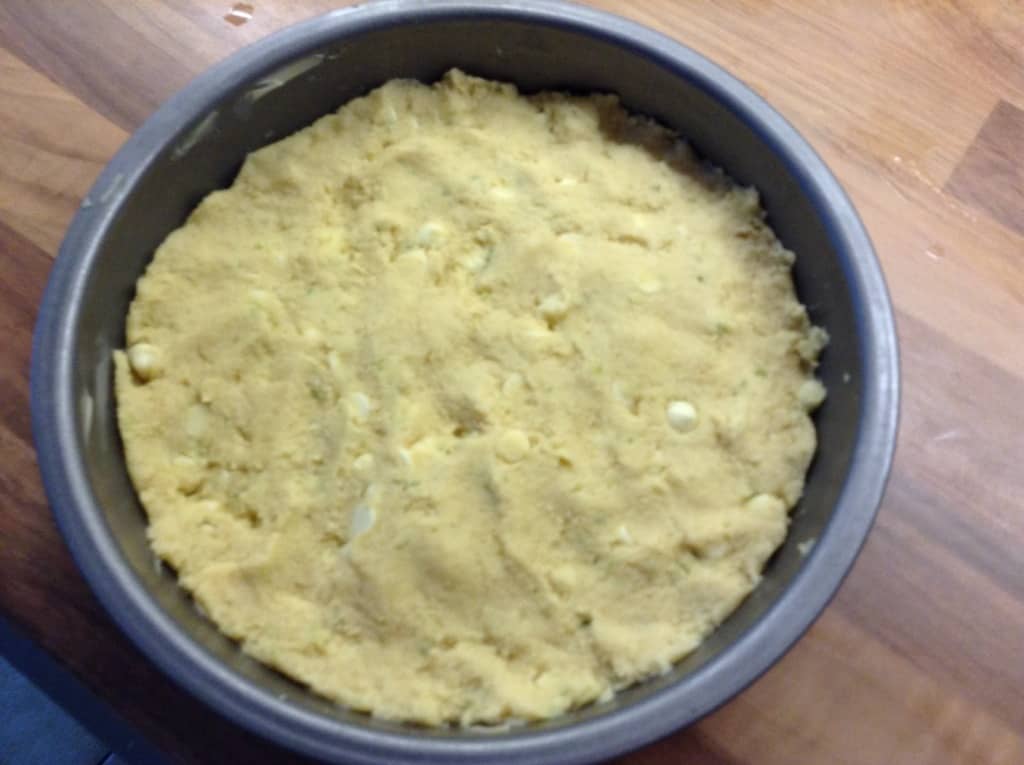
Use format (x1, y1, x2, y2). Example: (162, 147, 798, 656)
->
(115, 70, 827, 725)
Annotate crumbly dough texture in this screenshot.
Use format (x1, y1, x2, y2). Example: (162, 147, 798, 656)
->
(115, 70, 826, 726)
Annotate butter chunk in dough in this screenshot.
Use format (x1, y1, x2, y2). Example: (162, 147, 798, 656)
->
(115, 70, 826, 726)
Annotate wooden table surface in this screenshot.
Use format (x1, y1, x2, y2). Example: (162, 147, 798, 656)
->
(2, 2, 1022, 763)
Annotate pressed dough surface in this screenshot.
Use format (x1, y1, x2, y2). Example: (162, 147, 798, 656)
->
(115, 71, 826, 725)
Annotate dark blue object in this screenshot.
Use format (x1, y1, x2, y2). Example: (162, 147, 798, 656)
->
(0, 615, 166, 765)
(0, 653, 107, 765)
(30, 2, 899, 764)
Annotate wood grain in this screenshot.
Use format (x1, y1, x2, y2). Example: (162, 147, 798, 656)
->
(1, 2, 1023, 764)
(0, 48, 126, 254)
(946, 100, 1024, 237)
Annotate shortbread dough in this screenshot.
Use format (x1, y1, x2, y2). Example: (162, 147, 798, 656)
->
(115, 70, 827, 725)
